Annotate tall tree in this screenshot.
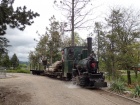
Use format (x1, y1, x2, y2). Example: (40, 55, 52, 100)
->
(46, 16, 61, 64)
(29, 51, 40, 70)
(30, 16, 62, 65)
(11, 53, 19, 69)
(54, 0, 94, 46)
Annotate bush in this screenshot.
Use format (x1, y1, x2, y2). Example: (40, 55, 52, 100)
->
(133, 85, 140, 98)
(110, 80, 126, 94)
(7, 69, 30, 73)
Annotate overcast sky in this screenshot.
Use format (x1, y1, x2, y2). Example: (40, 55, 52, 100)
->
(5, 0, 140, 62)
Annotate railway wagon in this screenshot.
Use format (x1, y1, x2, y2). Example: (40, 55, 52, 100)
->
(30, 37, 107, 88)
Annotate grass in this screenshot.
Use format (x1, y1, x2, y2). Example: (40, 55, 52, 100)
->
(121, 73, 140, 85)
(133, 85, 140, 97)
(7, 69, 30, 74)
(105, 71, 140, 85)
(110, 80, 126, 94)
(105, 71, 140, 97)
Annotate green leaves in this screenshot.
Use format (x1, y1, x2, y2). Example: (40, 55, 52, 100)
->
(133, 85, 140, 97)
(95, 8, 140, 84)
(0, 0, 40, 35)
(11, 53, 19, 69)
(110, 80, 126, 94)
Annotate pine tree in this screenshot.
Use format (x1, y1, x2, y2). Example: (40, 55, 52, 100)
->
(2, 53, 10, 68)
(11, 53, 19, 69)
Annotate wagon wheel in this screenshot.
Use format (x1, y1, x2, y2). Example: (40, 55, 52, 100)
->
(72, 76, 80, 85)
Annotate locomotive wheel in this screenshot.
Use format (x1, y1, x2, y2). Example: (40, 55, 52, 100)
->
(79, 76, 90, 86)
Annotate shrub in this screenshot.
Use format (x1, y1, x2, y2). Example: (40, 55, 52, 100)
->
(110, 80, 126, 94)
(133, 85, 140, 98)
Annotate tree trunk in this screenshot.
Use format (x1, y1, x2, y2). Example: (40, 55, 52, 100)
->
(127, 70, 131, 85)
(71, 0, 74, 46)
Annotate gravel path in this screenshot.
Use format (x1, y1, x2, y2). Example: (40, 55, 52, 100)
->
(0, 73, 139, 105)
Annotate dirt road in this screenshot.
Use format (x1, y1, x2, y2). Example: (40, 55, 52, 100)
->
(0, 73, 139, 105)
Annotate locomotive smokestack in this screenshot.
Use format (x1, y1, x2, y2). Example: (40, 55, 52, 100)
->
(87, 37, 92, 54)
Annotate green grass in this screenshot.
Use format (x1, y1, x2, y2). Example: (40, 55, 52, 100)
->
(120, 73, 140, 85)
(133, 85, 140, 97)
(105, 71, 140, 85)
(105, 71, 140, 97)
(110, 80, 126, 94)
(7, 69, 30, 73)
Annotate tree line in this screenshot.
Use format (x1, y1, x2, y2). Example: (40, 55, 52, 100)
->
(0, 53, 19, 69)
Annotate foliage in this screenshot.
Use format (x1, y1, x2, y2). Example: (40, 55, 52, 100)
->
(7, 69, 30, 73)
(119, 72, 140, 85)
(11, 53, 19, 69)
(0, 37, 10, 53)
(0, 53, 10, 68)
(29, 51, 40, 70)
(110, 80, 126, 94)
(29, 15, 85, 67)
(133, 85, 140, 97)
(94, 7, 140, 84)
(0, 0, 39, 53)
(0, 0, 40, 35)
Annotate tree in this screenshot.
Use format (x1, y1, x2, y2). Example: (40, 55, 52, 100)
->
(1, 53, 10, 68)
(30, 16, 62, 65)
(11, 53, 19, 69)
(54, 0, 95, 46)
(45, 16, 62, 64)
(0, 0, 40, 35)
(95, 7, 140, 84)
(0, 0, 39, 53)
(29, 51, 40, 70)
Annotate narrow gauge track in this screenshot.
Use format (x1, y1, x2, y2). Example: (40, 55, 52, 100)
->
(91, 88, 140, 105)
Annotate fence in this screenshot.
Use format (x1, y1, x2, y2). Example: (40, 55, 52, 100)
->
(0, 67, 6, 78)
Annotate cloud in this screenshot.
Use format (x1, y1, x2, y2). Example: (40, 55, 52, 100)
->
(5, 27, 38, 62)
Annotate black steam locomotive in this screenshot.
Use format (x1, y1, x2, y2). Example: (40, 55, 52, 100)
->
(30, 37, 107, 88)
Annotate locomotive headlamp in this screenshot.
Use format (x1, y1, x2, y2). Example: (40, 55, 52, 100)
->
(91, 63, 96, 68)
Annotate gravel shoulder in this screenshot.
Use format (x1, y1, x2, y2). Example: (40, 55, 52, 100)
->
(0, 73, 139, 105)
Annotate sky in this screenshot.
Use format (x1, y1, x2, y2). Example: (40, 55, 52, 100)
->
(5, 0, 140, 62)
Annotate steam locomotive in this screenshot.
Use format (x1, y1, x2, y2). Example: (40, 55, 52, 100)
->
(30, 37, 107, 88)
